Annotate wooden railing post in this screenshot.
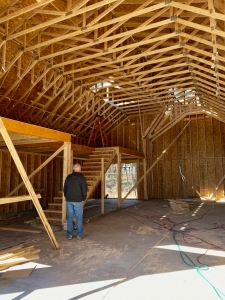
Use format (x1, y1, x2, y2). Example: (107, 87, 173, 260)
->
(117, 149, 122, 208)
(62, 141, 71, 224)
(101, 158, 105, 214)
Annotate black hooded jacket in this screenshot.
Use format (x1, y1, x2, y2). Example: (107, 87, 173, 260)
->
(63, 172, 87, 202)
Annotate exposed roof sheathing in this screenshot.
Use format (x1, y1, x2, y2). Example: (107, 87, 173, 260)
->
(0, 0, 225, 140)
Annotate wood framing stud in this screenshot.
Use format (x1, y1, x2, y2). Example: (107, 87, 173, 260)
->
(0, 118, 59, 250)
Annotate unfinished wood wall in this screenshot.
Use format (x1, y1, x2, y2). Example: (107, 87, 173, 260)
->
(111, 114, 225, 200)
(0, 150, 63, 215)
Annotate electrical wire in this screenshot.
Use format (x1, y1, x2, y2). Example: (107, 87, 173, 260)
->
(124, 203, 225, 299)
(173, 231, 225, 300)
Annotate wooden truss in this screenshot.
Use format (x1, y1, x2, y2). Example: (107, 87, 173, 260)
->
(0, 0, 225, 138)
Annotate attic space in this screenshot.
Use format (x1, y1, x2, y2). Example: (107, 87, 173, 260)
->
(1, 0, 225, 299)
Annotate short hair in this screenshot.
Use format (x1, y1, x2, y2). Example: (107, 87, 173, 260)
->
(73, 163, 81, 172)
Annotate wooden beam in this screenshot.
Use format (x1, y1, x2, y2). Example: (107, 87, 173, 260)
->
(71, 143, 93, 153)
(0, 194, 41, 205)
(1, 117, 71, 142)
(101, 158, 105, 214)
(118, 147, 145, 158)
(7, 0, 117, 41)
(0, 0, 54, 23)
(170, 1, 225, 22)
(117, 149, 122, 208)
(0, 227, 42, 233)
(62, 142, 71, 223)
(0, 118, 59, 249)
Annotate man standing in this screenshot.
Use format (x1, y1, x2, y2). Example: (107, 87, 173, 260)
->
(63, 163, 87, 240)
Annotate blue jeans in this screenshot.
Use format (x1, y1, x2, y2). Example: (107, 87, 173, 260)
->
(66, 201, 84, 238)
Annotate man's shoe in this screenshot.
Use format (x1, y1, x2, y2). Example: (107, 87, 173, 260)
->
(68, 236, 73, 240)
(77, 234, 87, 240)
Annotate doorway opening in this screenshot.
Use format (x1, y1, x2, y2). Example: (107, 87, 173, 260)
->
(105, 163, 137, 198)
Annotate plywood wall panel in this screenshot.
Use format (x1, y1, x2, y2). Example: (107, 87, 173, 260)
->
(190, 118, 200, 197)
(41, 156, 47, 208)
(9, 159, 19, 213)
(197, 117, 206, 197)
(130, 122, 136, 151)
(0, 152, 11, 214)
(47, 160, 54, 205)
(17, 153, 27, 212)
(0, 149, 64, 215)
(25, 154, 33, 210)
(110, 114, 225, 200)
(211, 120, 223, 198)
(163, 127, 172, 198)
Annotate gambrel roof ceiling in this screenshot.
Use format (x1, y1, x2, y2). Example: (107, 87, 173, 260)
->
(0, 0, 225, 139)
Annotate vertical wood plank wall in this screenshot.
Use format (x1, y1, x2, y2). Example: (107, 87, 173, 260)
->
(111, 114, 225, 200)
(2, 113, 225, 216)
(0, 151, 63, 215)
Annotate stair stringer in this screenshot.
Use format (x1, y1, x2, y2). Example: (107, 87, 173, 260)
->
(84, 148, 117, 204)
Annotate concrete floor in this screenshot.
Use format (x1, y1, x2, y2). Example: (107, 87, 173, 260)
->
(0, 199, 225, 300)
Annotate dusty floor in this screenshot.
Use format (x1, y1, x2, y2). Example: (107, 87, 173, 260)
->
(0, 199, 225, 300)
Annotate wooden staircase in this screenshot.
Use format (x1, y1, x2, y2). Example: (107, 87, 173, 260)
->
(37, 148, 117, 224)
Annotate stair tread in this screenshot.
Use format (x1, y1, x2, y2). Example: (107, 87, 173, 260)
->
(44, 209, 62, 213)
(37, 216, 61, 221)
(83, 162, 109, 164)
(82, 170, 101, 173)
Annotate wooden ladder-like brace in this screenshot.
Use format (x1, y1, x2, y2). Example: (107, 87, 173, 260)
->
(87, 115, 108, 147)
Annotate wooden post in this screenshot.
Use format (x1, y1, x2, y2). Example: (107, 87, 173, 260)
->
(101, 158, 105, 214)
(137, 159, 140, 198)
(62, 141, 71, 224)
(0, 118, 59, 250)
(149, 140, 153, 198)
(143, 139, 148, 200)
(117, 149, 122, 208)
(122, 121, 191, 203)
